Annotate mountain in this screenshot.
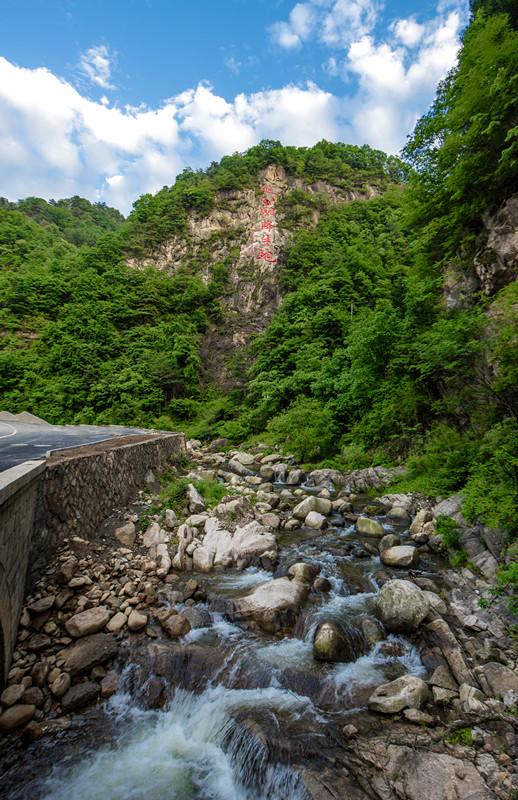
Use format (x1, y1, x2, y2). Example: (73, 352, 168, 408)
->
(0, 4, 516, 538)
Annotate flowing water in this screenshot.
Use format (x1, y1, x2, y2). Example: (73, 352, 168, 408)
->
(5, 497, 441, 799)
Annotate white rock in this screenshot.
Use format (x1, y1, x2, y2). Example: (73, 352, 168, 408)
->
(305, 511, 327, 530)
(369, 675, 430, 714)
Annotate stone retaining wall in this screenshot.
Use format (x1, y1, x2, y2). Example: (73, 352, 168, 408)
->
(0, 461, 45, 684)
(0, 432, 185, 682)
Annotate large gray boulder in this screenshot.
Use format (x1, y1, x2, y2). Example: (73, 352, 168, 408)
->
(376, 579, 429, 633)
(368, 675, 430, 713)
(232, 521, 277, 568)
(65, 607, 111, 638)
(59, 633, 118, 675)
(475, 662, 518, 703)
(356, 517, 384, 536)
(293, 496, 332, 520)
(380, 545, 419, 567)
(228, 577, 309, 633)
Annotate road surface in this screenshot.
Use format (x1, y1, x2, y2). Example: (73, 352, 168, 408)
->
(0, 421, 150, 472)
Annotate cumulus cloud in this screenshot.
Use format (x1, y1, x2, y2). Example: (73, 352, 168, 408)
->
(79, 44, 116, 90)
(0, 57, 338, 213)
(0, 2, 468, 214)
(270, 3, 317, 49)
(271, 0, 379, 49)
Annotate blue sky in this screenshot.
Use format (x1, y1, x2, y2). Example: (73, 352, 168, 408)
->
(0, 0, 469, 212)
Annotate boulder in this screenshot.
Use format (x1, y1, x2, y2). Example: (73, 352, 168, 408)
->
(287, 563, 319, 584)
(228, 458, 252, 477)
(186, 483, 205, 513)
(27, 595, 55, 614)
(164, 508, 178, 529)
(65, 607, 111, 638)
(472, 550, 499, 581)
(425, 619, 473, 686)
(100, 672, 119, 699)
(114, 521, 136, 548)
(233, 451, 256, 466)
(475, 662, 518, 703)
(61, 681, 100, 712)
(143, 522, 169, 548)
(127, 610, 148, 631)
(368, 675, 430, 714)
(50, 673, 71, 698)
(192, 546, 214, 572)
(232, 521, 277, 568)
(202, 522, 233, 567)
(313, 620, 366, 663)
(305, 511, 327, 530)
(386, 506, 411, 523)
(0, 704, 36, 733)
(1, 684, 25, 706)
(59, 633, 118, 675)
(356, 517, 384, 537)
(410, 508, 433, 536)
(286, 469, 305, 485)
(378, 533, 399, 553)
(157, 611, 191, 639)
(155, 543, 171, 577)
(229, 577, 309, 633)
(376, 580, 429, 633)
(293, 496, 332, 520)
(106, 611, 126, 633)
(181, 606, 212, 629)
(380, 545, 419, 567)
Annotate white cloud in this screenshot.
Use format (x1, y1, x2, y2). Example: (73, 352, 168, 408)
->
(0, 57, 338, 213)
(270, 2, 317, 49)
(0, 3, 468, 214)
(79, 44, 115, 90)
(271, 0, 379, 49)
(393, 18, 424, 47)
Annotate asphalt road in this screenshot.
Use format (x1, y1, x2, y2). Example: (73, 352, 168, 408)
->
(0, 421, 149, 472)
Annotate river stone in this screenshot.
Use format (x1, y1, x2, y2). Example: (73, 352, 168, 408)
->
(27, 595, 55, 614)
(203, 523, 233, 567)
(106, 611, 126, 633)
(376, 579, 429, 633)
(56, 557, 78, 584)
(50, 672, 71, 698)
(0, 704, 36, 733)
(158, 611, 191, 638)
(115, 521, 136, 548)
(286, 469, 305, 485)
(229, 577, 309, 633)
(356, 517, 384, 536)
(369, 675, 430, 713)
(59, 633, 119, 675)
(288, 563, 319, 584)
(425, 619, 473, 686)
(100, 672, 119, 698)
(228, 458, 252, 477)
(233, 451, 256, 466)
(143, 522, 169, 548)
(313, 577, 332, 592)
(305, 511, 327, 530)
(61, 681, 100, 712)
(1, 684, 26, 706)
(127, 610, 148, 631)
(379, 534, 399, 553)
(192, 545, 214, 572)
(65, 607, 111, 638)
(23, 686, 44, 707)
(381, 545, 419, 567)
(386, 506, 411, 523)
(313, 621, 365, 663)
(181, 606, 212, 628)
(292, 496, 332, 520)
(232, 521, 277, 567)
(410, 508, 433, 536)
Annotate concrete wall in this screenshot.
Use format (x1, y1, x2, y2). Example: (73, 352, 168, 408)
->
(0, 432, 185, 683)
(0, 461, 45, 684)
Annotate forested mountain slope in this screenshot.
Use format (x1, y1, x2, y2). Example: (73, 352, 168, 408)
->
(0, 4, 516, 537)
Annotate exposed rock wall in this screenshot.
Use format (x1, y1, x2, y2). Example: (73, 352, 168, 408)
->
(127, 165, 379, 388)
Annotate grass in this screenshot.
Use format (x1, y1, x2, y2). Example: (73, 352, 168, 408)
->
(446, 727, 473, 746)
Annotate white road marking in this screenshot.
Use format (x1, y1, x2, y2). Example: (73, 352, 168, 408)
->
(0, 423, 17, 440)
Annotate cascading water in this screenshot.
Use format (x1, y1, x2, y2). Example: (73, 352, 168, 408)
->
(7, 498, 437, 799)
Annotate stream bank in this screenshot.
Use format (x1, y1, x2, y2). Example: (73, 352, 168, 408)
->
(1, 440, 516, 799)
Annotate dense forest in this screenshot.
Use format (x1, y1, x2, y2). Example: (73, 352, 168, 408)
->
(0, 1, 516, 538)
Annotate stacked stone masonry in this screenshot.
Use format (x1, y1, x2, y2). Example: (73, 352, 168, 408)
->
(0, 433, 185, 683)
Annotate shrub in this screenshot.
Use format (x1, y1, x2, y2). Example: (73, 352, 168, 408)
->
(266, 397, 337, 462)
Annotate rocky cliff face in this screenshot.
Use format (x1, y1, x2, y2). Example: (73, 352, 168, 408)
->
(128, 165, 379, 388)
(444, 193, 518, 310)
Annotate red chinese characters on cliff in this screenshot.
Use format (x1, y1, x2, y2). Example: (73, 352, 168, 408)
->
(256, 184, 278, 264)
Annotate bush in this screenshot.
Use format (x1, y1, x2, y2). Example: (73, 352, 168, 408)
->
(400, 425, 477, 496)
(266, 397, 337, 462)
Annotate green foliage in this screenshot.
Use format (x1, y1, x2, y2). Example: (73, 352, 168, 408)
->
(462, 419, 518, 532)
(494, 561, 518, 614)
(266, 397, 337, 462)
(194, 479, 233, 508)
(446, 727, 473, 746)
